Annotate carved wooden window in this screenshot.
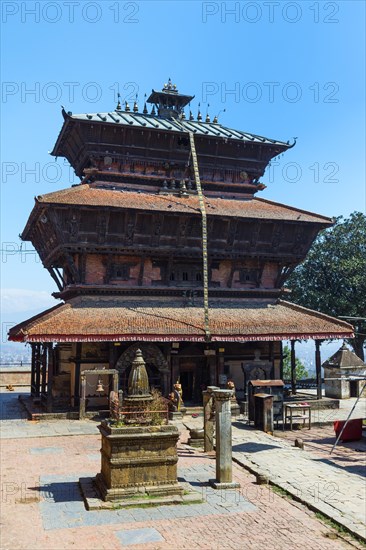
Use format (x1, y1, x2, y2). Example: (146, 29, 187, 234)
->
(169, 265, 203, 286)
(238, 268, 260, 286)
(111, 264, 130, 280)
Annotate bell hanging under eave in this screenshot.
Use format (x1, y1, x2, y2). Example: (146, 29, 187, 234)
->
(96, 378, 104, 393)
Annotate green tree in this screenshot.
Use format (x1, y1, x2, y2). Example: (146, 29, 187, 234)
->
(282, 345, 309, 380)
(287, 212, 366, 360)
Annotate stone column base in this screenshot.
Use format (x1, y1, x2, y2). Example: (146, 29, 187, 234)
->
(209, 479, 240, 490)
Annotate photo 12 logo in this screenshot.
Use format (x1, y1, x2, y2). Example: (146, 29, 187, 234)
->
(201, 2, 340, 24)
(1, 243, 40, 264)
(1, 2, 139, 24)
(2, 159, 77, 185)
(2, 81, 139, 105)
(201, 81, 339, 104)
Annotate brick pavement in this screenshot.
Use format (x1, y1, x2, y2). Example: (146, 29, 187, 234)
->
(0, 391, 364, 549)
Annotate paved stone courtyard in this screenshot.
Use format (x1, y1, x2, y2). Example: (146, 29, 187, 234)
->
(1, 391, 365, 549)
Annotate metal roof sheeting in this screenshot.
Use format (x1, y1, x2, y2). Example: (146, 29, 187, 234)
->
(67, 110, 291, 146)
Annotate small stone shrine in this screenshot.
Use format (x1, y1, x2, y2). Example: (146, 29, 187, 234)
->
(80, 349, 201, 509)
(323, 344, 366, 399)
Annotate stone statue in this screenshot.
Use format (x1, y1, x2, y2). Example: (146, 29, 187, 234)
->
(226, 379, 240, 417)
(173, 381, 184, 411)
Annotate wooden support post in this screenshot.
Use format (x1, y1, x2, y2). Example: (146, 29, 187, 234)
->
(269, 342, 274, 378)
(74, 343, 82, 407)
(315, 340, 322, 400)
(31, 343, 36, 396)
(217, 351, 225, 386)
(41, 345, 47, 397)
(279, 341, 284, 380)
(291, 340, 297, 395)
(171, 356, 179, 389)
(34, 344, 41, 398)
(46, 344, 54, 412)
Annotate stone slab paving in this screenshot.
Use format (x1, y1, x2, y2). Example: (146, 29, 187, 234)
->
(231, 422, 366, 542)
(0, 427, 361, 550)
(0, 392, 99, 439)
(1, 391, 365, 548)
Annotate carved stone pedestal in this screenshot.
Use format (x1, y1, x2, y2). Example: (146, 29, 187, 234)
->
(95, 421, 183, 502)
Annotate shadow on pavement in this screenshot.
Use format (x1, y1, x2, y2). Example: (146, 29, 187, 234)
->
(0, 392, 29, 421)
(232, 442, 281, 453)
(28, 481, 83, 503)
(313, 457, 366, 478)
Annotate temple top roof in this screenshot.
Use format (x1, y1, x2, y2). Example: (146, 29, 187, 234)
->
(146, 78, 194, 118)
(55, 107, 293, 149)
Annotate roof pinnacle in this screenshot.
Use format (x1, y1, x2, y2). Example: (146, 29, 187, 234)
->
(115, 93, 122, 111)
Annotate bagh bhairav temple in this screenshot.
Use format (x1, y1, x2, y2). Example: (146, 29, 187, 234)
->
(9, 80, 353, 413)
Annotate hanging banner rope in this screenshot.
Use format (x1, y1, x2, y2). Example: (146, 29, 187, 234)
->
(188, 131, 211, 342)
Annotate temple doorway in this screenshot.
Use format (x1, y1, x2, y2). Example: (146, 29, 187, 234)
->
(179, 357, 209, 404)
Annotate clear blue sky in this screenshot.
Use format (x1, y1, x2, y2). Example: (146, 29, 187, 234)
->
(1, 1, 365, 338)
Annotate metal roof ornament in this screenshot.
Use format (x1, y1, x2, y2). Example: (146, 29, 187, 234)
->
(115, 93, 122, 111)
(133, 100, 138, 112)
(143, 102, 148, 114)
(151, 105, 156, 116)
(197, 103, 202, 121)
(181, 111, 186, 120)
(213, 115, 218, 124)
(125, 101, 131, 112)
(206, 113, 211, 123)
(189, 110, 194, 121)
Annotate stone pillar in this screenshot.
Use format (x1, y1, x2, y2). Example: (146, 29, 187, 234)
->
(315, 340, 322, 400)
(79, 374, 87, 420)
(210, 389, 240, 489)
(203, 386, 218, 452)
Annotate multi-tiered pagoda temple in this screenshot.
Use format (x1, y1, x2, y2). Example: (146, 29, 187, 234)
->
(9, 80, 353, 413)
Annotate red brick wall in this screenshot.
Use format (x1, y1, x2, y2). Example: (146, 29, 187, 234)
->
(260, 263, 278, 289)
(85, 254, 105, 284)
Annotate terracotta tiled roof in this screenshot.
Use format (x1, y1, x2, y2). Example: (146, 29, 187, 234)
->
(34, 185, 332, 224)
(8, 297, 353, 343)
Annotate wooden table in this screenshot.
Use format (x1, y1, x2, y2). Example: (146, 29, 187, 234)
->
(285, 403, 311, 430)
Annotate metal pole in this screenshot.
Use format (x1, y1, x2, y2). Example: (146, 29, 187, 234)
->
(330, 381, 366, 454)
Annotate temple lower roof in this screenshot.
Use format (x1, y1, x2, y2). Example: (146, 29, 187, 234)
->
(22, 184, 332, 240)
(8, 297, 353, 343)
